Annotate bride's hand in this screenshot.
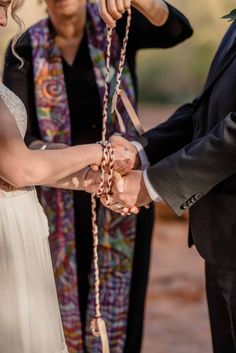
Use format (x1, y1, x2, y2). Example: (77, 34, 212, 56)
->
(98, 0, 132, 28)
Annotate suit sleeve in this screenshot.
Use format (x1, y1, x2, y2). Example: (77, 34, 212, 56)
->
(117, 2, 193, 50)
(3, 34, 41, 146)
(146, 112, 236, 215)
(136, 102, 195, 165)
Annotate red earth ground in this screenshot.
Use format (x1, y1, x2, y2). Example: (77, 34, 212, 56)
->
(139, 105, 212, 353)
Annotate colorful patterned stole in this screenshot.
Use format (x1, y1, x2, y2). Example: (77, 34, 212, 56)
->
(29, 3, 138, 353)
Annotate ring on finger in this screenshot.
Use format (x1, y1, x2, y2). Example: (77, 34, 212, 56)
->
(114, 202, 123, 209)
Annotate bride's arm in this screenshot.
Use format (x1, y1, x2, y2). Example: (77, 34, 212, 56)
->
(48, 168, 102, 194)
(0, 99, 104, 188)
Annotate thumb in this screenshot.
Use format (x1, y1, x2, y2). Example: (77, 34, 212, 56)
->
(113, 172, 125, 193)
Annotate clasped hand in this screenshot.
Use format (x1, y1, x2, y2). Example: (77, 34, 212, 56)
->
(85, 135, 151, 215)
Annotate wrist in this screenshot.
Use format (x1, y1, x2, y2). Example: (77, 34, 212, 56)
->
(141, 171, 152, 204)
(29, 140, 46, 150)
(134, 153, 141, 169)
(81, 167, 90, 191)
(93, 143, 103, 166)
(132, 0, 169, 26)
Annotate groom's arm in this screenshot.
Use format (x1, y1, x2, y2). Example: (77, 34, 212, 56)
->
(147, 112, 236, 215)
(109, 102, 195, 206)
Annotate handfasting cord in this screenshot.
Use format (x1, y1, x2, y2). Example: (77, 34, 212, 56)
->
(90, 8, 132, 353)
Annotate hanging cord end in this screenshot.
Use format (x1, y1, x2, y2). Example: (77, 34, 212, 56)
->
(91, 317, 110, 353)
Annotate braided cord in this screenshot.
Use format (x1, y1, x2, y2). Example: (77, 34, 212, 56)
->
(113, 9, 132, 104)
(90, 9, 132, 353)
(102, 27, 113, 142)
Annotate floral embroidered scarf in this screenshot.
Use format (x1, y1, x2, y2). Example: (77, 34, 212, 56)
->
(29, 2, 138, 352)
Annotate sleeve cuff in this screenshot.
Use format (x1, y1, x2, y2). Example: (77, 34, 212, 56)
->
(131, 141, 150, 170)
(143, 169, 161, 202)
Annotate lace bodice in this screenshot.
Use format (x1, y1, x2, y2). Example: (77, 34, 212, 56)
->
(0, 83, 32, 198)
(0, 82, 27, 137)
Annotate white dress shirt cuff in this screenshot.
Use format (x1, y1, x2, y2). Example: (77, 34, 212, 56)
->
(143, 170, 161, 203)
(131, 141, 150, 170)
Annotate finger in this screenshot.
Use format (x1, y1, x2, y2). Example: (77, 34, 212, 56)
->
(130, 206, 140, 214)
(113, 171, 125, 193)
(99, 0, 116, 28)
(107, 0, 123, 20)
(90, 164, 100, 171)
(108, 204, 123, 214)
(122, 207, 130, 213)
(115, 0, 125, 14)
(113, 161, 129, 175)
(123, 0, 131, 10)
(121, 209, 131, 216)
(100, 195, 107, 207)
(144, 204, 150, 209)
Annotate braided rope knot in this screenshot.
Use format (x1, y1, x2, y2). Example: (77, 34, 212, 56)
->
(96, 141, 114, 207)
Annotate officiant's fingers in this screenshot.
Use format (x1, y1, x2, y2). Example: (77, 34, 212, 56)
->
(107, 0, 123, 20)
(123, 0, 132, 10)
(99, 0, 117, 28)
(116, 0, 125, 13)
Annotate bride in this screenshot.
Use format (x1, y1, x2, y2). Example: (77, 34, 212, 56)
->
(0, 1, 132, 352)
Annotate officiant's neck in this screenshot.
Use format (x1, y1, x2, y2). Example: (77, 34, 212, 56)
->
(49, 6, 86, 40)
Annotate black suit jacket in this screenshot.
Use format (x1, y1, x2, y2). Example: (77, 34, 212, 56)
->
(137, 22, 236, 266)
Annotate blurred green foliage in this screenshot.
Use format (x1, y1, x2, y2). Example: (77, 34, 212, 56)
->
(0, 0, 236, 104)
(137, 0, 236, 103)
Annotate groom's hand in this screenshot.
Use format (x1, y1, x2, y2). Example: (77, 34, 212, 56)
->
(101, 170, 151, 213)
(110, 135, 140, 174)
(90, 135, 139, 174)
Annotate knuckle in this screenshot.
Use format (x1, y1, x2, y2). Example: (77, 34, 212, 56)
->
(108, 6, 121, 18)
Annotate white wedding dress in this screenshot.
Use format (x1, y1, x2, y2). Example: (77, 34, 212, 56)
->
(0, 82, 68, 353)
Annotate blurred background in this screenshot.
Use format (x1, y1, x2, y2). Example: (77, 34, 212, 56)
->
(1, 1, 235, 352)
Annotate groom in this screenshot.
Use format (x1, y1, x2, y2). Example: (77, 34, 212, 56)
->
(105, 10, 236, 353)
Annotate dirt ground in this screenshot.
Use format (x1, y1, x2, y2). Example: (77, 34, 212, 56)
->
(139, 105, 212, 353)
(142, 206, 212, 353)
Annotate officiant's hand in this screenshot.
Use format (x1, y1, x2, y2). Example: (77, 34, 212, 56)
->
(98, 0, 132, 28)
(98, 0, 169, 28)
